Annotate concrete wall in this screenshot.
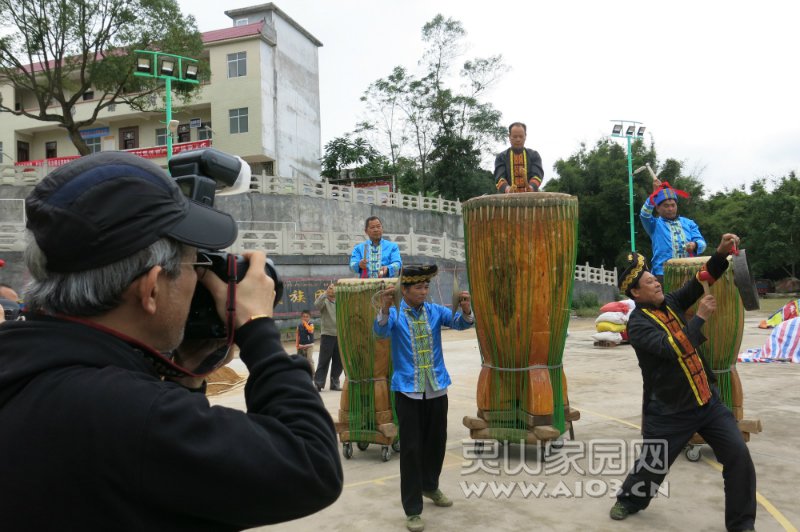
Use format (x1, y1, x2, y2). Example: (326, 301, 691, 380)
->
(206, 38, 265, 160)
(573, 279, 619, 306)
(271, 14, 321, 180)
(214, 193, 465, 237)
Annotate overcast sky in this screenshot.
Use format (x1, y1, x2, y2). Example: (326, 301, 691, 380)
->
(180, 0, 800, 195)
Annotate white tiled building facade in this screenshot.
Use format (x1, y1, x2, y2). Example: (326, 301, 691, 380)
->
(0, 2, 323, 179)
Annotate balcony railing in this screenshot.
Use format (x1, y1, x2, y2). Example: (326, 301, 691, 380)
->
(249, 173, 462, 215)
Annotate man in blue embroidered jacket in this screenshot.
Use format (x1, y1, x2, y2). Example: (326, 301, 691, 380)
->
(349, 216, 402, 278)
(374, 265, 473, 532)
(609, 234, 756, 532)
(640, 179, 707, 283)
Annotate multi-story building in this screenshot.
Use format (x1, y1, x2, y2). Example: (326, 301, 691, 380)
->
(0, 2, 323, 179)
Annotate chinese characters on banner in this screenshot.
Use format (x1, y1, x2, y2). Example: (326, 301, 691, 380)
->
(15, 140, 212, 167)
(274, 278, 334, 318)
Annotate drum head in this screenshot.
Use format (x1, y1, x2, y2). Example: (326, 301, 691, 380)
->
(732, 249, 760, 311)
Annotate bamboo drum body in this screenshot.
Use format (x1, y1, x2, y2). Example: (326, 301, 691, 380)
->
(463, 193, 578, 435)
(663, 257, 744, 414)
(335, 278, 397, 443)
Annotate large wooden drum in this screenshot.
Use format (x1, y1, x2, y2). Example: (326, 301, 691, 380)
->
(463, 193, 578, 438)
(335, 278, 396, 448)
(663, 257, 744, 415)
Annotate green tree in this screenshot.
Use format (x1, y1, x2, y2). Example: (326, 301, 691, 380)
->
(320, 136, 382, 179)
(349, 14, 507, 200)
(548, 138, 706, 271)
(0, 0, 204, 155)
(429, 134, 495, 200)
(701, 175, 800, 279)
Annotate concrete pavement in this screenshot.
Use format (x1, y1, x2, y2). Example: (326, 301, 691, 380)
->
(213, 309, 800, 532)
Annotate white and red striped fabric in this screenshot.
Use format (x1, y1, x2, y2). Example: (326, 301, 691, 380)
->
(738, 317, 800, 363)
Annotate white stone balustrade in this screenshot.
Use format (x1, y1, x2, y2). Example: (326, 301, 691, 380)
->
(249, 173, 462, 215)
(234, 225, 464, 262)
(574, 262, 618, 287)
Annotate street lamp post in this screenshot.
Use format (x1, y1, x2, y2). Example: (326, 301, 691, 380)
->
(610, 120, 646, 252)
(134, 50, 199, 162)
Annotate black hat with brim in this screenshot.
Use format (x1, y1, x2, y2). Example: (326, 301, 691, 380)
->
(618, 253, 649, 295)
(25, 151, 237, 272)
(400, 264, 438, 285)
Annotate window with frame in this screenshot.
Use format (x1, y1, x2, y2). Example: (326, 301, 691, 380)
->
(85, 137, 101, 154)
(155, 128, 167, 146)
(229, 108, 248, 134)
(234, 18, 249, 26)
(227, 52, 247, 78)
(45, 141, 57, 159)
(198, 122, 212, 141)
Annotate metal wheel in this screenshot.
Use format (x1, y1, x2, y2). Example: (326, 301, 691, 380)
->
(343, 442, 353, 459)
(357, 441, 370, 451)
(392, 440, 401, 453)
(550, 438, 565, 450)
(381, 446, 392, 462)
(685, 445, 701, 462)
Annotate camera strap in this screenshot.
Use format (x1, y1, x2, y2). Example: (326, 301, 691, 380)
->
(225, 254, 238, 348)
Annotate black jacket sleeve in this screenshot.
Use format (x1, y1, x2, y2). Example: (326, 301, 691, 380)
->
(494, 151, 509, 192)
(526, 148, 545, 184)
(670, 251, 730, 312)
(139, 318, 342, 529)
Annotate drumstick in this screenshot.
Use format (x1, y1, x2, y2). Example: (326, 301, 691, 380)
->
(360, 243, 368, 278)
(698, 270, 712, 296)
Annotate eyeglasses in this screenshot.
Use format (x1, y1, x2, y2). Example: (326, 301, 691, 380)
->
(181, 257, 214, 278)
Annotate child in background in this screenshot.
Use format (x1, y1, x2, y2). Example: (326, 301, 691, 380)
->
(296, 309, 315, 374)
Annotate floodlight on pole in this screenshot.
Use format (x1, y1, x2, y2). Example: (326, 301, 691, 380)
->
(133, 50, 200, 163)
(185, 64, 199, 81)
(136, 57, 151, 74)
(637, 126, 646, 137)
(610, 119, 646, 252)
(160, 60, 175, 76)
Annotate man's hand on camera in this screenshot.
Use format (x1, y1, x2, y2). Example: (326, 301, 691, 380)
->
(200, 250, 275, 329)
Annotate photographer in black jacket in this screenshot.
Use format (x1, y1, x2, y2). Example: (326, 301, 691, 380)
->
(0, 151, 342, 531)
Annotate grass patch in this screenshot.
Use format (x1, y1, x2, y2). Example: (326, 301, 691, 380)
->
(757, 297, 793, 315)
(575, 306, 601, 318)
(572, 292, 601, 318)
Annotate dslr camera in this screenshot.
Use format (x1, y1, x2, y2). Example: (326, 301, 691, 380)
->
(0, 298, 22, 321)
(168, 148, 283, 340)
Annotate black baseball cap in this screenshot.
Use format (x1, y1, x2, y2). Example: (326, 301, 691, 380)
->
(25, 151, 238, 273)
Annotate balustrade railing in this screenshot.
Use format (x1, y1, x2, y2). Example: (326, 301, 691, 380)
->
(249, 173, 462, 215)
(0, 172, 619, 286)
(574, 262, 618, 287)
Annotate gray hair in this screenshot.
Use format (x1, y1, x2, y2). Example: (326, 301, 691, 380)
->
(24, 235, 186, 317)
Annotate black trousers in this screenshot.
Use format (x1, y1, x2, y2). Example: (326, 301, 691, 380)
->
(313, 335, 343, 388)
(394, 392, 448, 516)
(617, 395, 756, 531)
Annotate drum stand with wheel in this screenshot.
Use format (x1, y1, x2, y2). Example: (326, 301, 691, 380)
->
(340, 434, 400, 463)
(463, 406, 580, 462)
